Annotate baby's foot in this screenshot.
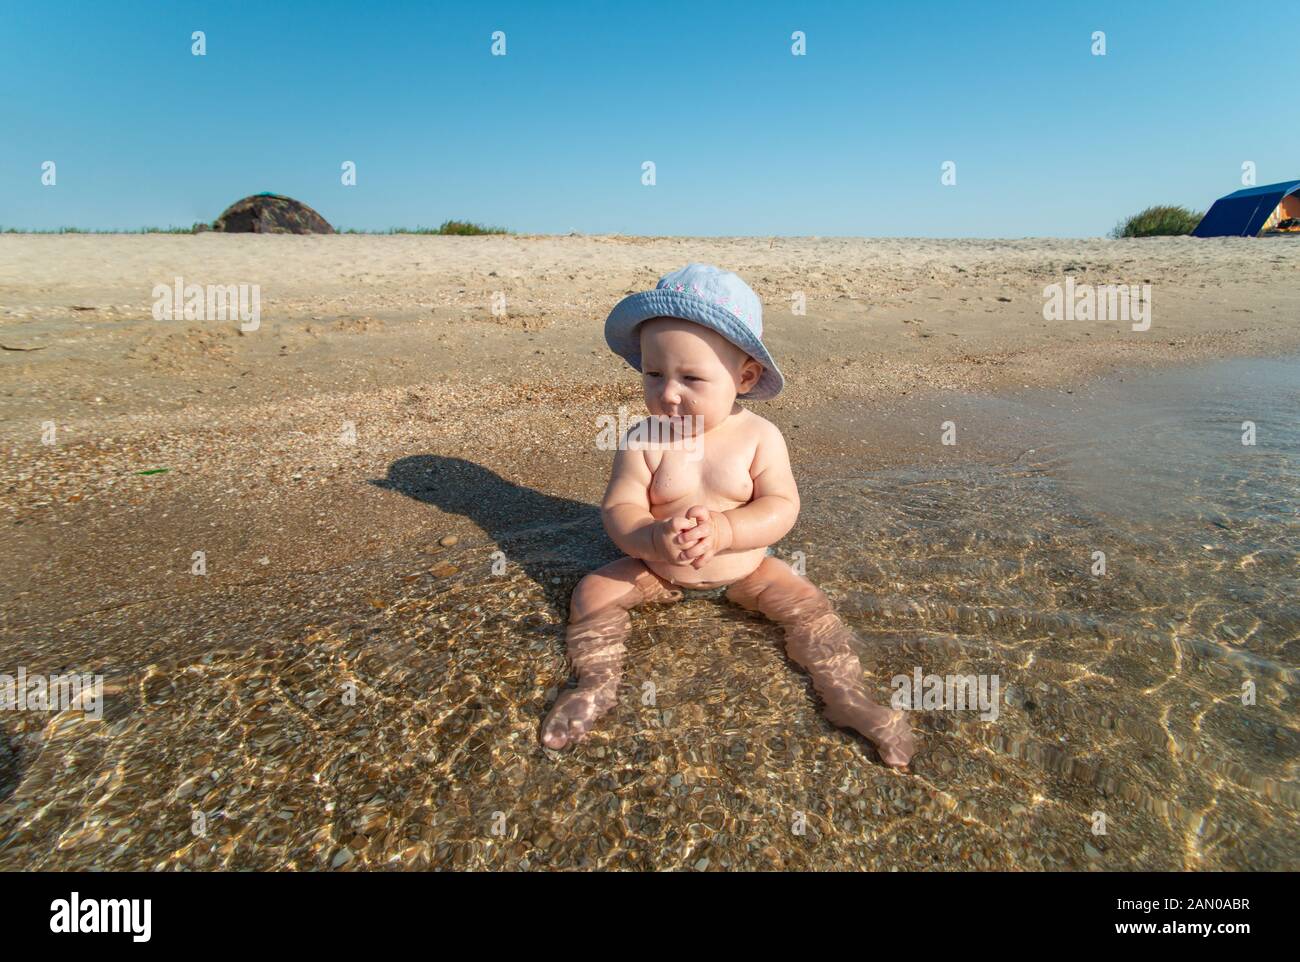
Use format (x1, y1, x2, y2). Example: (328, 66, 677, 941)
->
(826, 697, 916, 769)
(864, 708, 916, 769)
(541, 682, 619, 749)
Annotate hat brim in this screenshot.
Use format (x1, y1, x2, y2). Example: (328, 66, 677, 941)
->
(603, 290, 784, 400)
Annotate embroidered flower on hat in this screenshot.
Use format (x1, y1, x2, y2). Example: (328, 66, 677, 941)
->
(652, 269, 755, 324)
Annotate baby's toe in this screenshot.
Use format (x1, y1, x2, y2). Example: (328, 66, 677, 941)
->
(541, 710, 573, 749)
(879, 745, 912, 769)
(541, 710, 591, 750)
(876, 715, 916, 769)
(541, 725, 567, 749)
(565, 718, 592, 745)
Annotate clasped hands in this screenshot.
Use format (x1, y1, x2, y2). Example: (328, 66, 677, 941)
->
(652, 505, 734, 569)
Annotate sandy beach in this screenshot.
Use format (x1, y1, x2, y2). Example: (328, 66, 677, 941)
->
(3, 233, 1298, 622)
(1, 234, 1297, 870)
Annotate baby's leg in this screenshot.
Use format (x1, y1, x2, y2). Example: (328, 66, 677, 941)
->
(540, 557, 682, 750)
(726, 557, 915, 768)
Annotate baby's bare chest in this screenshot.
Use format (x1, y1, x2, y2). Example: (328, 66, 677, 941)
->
(647, 441, 756, 509)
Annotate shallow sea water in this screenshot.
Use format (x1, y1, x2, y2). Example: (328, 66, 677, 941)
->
(0, 358, 1296, 870)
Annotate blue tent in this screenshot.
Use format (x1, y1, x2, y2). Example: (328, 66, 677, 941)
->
(1193, 180, 1300, 237)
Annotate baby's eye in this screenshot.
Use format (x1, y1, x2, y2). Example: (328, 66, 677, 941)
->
(685, 376, 702, 382)
(644, 371, 661, 378)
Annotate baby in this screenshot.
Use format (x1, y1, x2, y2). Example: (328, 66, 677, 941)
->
(540, 264, 914, 768)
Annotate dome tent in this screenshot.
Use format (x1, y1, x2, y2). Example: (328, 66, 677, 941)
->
(211, 193, 334, 234)
(1192, 180, 1300, 237)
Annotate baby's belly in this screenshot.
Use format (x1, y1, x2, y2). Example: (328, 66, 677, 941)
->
(646, 546, 767, 589)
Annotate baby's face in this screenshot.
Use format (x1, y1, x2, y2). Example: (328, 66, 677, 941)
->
(638, 317, 763, 429)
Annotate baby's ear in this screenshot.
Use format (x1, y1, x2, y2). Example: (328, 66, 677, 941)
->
(738, 356, 763, 391)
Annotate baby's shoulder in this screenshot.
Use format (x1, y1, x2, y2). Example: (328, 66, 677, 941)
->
(739, 410, 787, 446)
(735, 411, 792, 476)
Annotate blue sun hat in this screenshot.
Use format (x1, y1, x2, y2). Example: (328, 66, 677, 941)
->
(604, 263, 784, 400)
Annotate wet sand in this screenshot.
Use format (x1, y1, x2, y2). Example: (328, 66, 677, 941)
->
(1, 235, 1297, 870)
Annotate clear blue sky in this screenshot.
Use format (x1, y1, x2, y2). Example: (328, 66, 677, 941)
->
(2, 0, 1296, 236)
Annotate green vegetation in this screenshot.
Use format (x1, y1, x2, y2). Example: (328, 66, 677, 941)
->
(1109, 205, 1204, 238)
(427, 219, 509, 235)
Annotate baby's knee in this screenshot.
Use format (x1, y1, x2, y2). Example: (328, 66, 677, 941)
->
(568, 567, 640, 622)
(568, 575, 607, 621)
(727, 557, 823, 615)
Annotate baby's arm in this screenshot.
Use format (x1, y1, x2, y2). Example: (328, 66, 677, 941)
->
(692, 421, 799, 560)
(601, 440, 695, 563)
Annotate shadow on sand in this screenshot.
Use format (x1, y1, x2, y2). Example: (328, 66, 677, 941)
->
(370, 454, 622, 616)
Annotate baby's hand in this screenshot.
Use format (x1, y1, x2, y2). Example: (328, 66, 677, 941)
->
(651, 515, 700, 565)
(676, 505, 734, 569)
